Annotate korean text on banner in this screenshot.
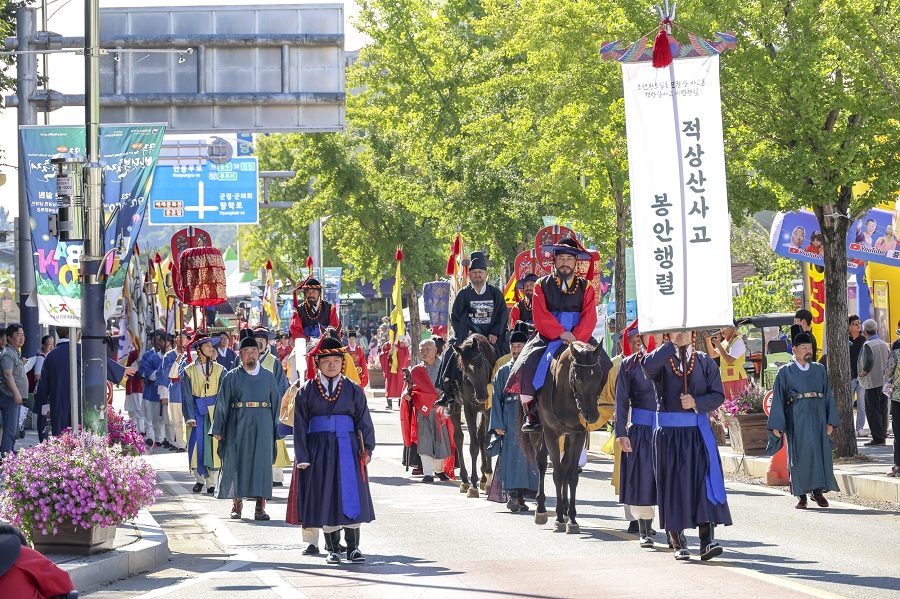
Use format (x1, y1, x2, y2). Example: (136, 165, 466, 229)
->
(622, 56, 733, 333)
(20, 124, 166, 328)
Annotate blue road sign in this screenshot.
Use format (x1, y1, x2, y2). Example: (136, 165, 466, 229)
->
(236, 133, 254, 156)
(147, 157, 259, 225)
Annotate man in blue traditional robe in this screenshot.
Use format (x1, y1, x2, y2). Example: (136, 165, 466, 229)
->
(212, 329, 281, 521)
(489, 327, 539, 511)
(182, 332, 226, 494)
(159, 330, 189, 453)
(615, 323, 660, 547)
(642, 330, 731, 561)
(767, 330, 841, 509)
(293, 337, 376, 565)
(138, 330, 168, 448)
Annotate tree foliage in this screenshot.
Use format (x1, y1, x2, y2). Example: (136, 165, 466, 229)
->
(732, 258, 798, 317)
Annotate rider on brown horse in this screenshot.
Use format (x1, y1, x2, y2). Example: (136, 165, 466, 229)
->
(504, 237, 598, 433)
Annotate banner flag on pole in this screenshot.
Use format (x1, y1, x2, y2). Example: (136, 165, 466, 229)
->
(389, 247, 405, 374)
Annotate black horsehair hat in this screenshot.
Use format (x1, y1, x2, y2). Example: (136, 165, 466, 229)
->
(238, 328, 259, 351)
(300, 277, 323, 290)
(469, 251, 487, 271)
(316, 336, 347, 359)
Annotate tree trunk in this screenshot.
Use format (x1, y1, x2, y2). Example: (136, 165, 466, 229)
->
(813, 199, 856, 458)
(614, 187, 628, 342)
(407, 282, 421, 366)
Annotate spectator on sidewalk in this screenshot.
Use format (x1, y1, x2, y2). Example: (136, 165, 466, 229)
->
(849, 315, 868, 437)
(883, 345, 900, 477)
(858, 319, 890, 446)
(0, 523, 75, 598)
(0, 324, 27, 456)
(28, 334, 55, 442)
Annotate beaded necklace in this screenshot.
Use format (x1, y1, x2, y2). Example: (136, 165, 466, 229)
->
(316, 375, 343, 402)
(304, 299, 322, 320)
(521, 296, 532, 311)
(554, 275, 580, 295)
(668, 350, 695, 378)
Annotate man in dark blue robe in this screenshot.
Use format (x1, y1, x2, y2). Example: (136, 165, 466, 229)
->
(293, 337, 375, 565)
(138, 331, 167, 447)
(642, 331, 731, 561)
(215, 331, 237, 371)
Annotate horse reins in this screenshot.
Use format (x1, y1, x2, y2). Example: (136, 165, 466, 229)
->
(545, 353, 600, 435)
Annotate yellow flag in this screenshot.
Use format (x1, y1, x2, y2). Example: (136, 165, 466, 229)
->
(263, 261, 280, 328)
(389, 250, 405, 374)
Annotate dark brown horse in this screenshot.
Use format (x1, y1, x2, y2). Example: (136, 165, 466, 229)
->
(447, 334, 497, 498)
(527, 342, 612, 533)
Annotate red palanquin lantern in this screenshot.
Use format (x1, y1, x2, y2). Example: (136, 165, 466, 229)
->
(178, 246, 227, 307)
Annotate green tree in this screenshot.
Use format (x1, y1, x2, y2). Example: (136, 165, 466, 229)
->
(732, 258, 798, 317)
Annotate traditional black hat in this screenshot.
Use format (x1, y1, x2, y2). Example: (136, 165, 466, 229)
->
(252, 326, 275, 340)
(315, 336, 347, 359)
(540, 236, 592, 260)
(348, 329, 358, 338)
(299, 278, 323, 290)
(238, 328, 258, 351)
(510, 329, 529, 344)
(469, 251, 487, 271)
(793, 330, 814, 347)
(516, 272, 539, 289)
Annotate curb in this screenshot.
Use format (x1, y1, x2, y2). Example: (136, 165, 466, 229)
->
(588, 429, 900, 504)
(58, 508, 170, 592)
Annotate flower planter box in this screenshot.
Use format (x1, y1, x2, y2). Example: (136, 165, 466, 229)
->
(368, 366, 385, 390)
(32, 521, 116, 556)
(724, 413, 769, 455)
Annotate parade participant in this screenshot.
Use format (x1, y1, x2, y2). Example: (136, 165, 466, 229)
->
(402, 338, 454, 483)
(248, 326, 291, 486)
(768, 330, 841, 508)
(347, 330, 369, 388)
(293, 337, 376, 564)
(159, 330, 189, 453)
(215, 331, 237, 371)
(124, 346, 145, 438)
(290, 278, 340, 341)
(182, 332, 225, 494)
(504, 237, 597, 433)
(450, 251, 509, 353)
(276, 334, 293, 363)
(642, 331, 731, 561)
(509, 273, 538, 329)
(705, 324, 748, 400)
(489, 327, 538, 511)
(138, 330, 168, 448)
(380, 339, 410, 411)
(615, 321, 659, 547)
(211, 329, 281, 521)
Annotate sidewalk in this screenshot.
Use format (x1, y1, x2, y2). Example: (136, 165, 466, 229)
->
(588, 429, 900, 504)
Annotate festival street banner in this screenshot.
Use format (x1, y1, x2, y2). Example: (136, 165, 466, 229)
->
(621, 55, 733, 333)
(20, 124, 166, 326)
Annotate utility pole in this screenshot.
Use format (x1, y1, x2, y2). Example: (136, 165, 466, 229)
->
(80, 0, 107, 433)
(15, 7, 39, 357)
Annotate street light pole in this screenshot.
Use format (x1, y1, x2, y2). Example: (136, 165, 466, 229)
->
(80, 0, 107, 433)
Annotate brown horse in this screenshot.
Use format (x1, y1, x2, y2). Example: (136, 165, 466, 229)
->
(447, 334, 497, 498)
(526, 342, 613, 533)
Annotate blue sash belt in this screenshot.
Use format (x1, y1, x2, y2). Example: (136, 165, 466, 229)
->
(656, 411, 727, 505)
(533, 311, 581, 391)
(192, 395, 217, 477)
(303, 324, 322, 338)
(630, 407, 657, 430)
(308, 415, 361, 519)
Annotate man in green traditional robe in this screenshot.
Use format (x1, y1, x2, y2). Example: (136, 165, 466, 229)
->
(768, 330, 842, 509)
(212, 329, 281, 521)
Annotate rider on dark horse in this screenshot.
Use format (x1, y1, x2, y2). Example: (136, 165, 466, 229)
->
(436, 251, 509, 406)
(505, 237, 598, 433)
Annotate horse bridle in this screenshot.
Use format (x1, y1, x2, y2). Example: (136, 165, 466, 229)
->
(544, 355, 600, 435)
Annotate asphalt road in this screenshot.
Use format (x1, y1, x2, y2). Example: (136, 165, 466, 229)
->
(82, 396, 900, 599)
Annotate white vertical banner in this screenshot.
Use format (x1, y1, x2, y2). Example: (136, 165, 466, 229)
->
(622, 55, 733, 333)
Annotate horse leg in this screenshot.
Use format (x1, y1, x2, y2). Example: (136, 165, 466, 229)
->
(545, 431, 566, 532)
(533, 435, 549, 525)
(559, 436, 570, 524)
(566, 432, 585, 534)
(465, 403, 480, 498)
(452, 410, 469, 493)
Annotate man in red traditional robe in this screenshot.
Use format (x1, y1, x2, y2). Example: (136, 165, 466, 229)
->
(347, 330, 369, 388)
(380, 340, 410, 410)
(402, 338, 455, 482)
(289, 278, 340, 342)
(509, 273, 538, 330)
(505, 237, 603, 432)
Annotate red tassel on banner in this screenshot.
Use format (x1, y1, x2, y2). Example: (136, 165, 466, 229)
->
(652, 28, 673, 68)
(395, 247, 404, 262)
(446, 255, 456, 276)
(265, 260, 273, 271)
(154, 252, 162, 264)
(306, 255, 314, 278)
(452, 235, 461, 255)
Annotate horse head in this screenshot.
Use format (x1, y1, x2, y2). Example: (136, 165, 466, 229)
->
(452, 334, 496, 405)
(567, 341, 607, 425)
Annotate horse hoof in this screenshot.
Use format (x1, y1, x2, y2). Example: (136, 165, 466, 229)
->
(479, 482, 486, 492)
(534, 512, 548, 525)
(484, 473, 493, 489)
(555, 521, 566, 533)
(567, 522, 580, 534)
(459, 483, 470, 493)
(467, 487, 480, 498)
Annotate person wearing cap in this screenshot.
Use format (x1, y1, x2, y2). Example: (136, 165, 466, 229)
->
(215, 331, 237, 371)
(504, 237, 604, 433)
(768, 329, 841, 509)
(615, 321, 660, 547)
(450, 251, 509, 353)
(212, 329, 282, 521)
(347, 330, 369, 388)
(402, 338, 454, 483)
(642, 331, 730, 561)
(292, 337, 376, 564)
(289, 278, 340, 342)
(182, 332, 226, 494)
(509, 272, 538, 330)
(138, 330, 169, 448)
(159, 330, 190, 453)
(489, 326, 538, 511)
(247, 326, 291, 486)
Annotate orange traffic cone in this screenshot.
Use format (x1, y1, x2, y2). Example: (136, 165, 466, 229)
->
(766, 438, 790, 486)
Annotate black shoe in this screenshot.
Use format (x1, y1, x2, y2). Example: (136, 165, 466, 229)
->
(674, 548, 691, 560)
(796, 494, 808, 509)
(348, 549, 365, 563)
(176, 447, 186, 453)
(812, 492, 829, 508)
(303, 544, 320, 556)
(627, 520, 639, 533)
(273, 482, 284, 487)
(326, 552, 341, 564)
(638, 520, 654, 548)
(506, 498, 520, 512)
(254, 510, 270, 521)
(145, 438, 154, 447)
(437, 472, 451, 482)
(168, 445, 179, 451)
(521, 417, 542, 433)
(864, 440, 887, 446)
(517, 499, 530, 512)
(207, 487, 215, 494)
(162, 441, 173, 449)
(701, 543, 723, 561)
(422, 475, 434, 483)
(191, 482, 204, 493)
